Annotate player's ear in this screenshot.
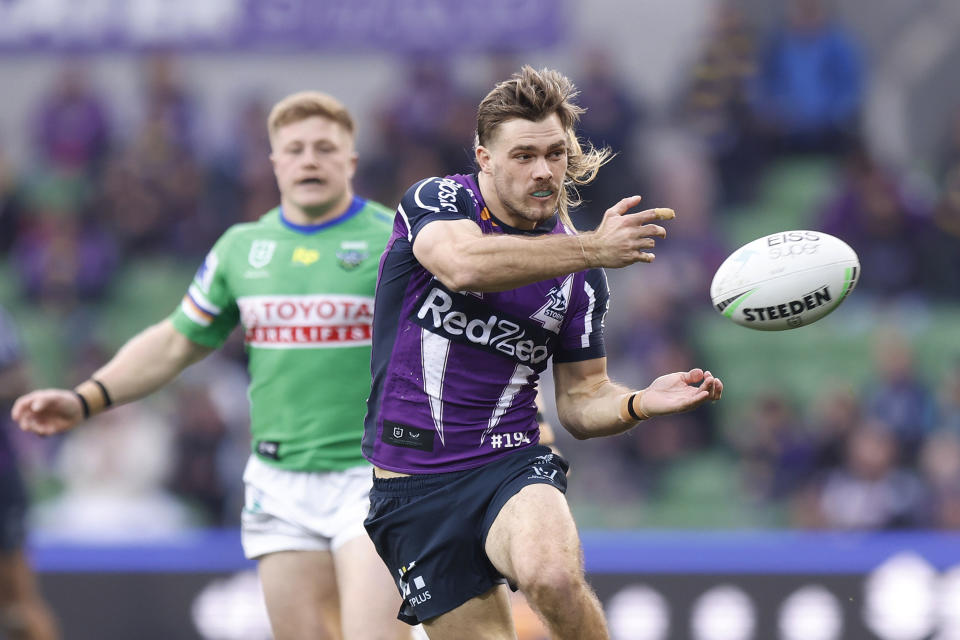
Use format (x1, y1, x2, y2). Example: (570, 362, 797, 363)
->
(475, 145, 492, 174)
(348, 151, 358, 178)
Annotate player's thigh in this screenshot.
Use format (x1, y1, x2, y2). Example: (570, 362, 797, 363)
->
(420, 584, 516, 640)
(258, 550, 341, 640)
(483, 483, 583, 587)
(333, 533, 409, 640)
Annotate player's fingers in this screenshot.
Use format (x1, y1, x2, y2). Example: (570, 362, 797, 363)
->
(637, 223, 667, 239)
(10, 396, 29, 421)
(605, 195, 643, 217)
(684, 368, 705, 384)
(636, 252, 656, 263)
(634, 207, 675, 224)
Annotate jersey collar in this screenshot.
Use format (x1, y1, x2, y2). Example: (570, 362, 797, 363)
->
(279, 196, 365, 234)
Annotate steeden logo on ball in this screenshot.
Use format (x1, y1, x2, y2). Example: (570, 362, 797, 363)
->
(709, 230, 860, 331)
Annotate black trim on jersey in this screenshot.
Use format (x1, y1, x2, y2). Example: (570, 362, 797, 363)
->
(552, 268, 609, 364)
(362, 241, 418, 461)
(487, 209, 560, 236)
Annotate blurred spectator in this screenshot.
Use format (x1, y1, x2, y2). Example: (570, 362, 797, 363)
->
(860, 327, 937, 463)
(920, 110, 960, 299)
(574, 47, 645, 227)
(818, 419, 929, 529)
(167, 385, 230, 526)
(31, 403, 198, 541)
(12, 207, 118, 309)
(752, 0, 863, 156)
(734, 390, 816, 501)
(818, 143, 932, 298)
(91, 54, 207, 258)
(31, 62, 111, 175)
(208, 97, 278, 224)
(357, 58, 473, 208)
(141, 54, 197, 155)
(809, 381, 861, 471)
(918, 430, 960, 529)
(0, 306, 60, 640)
(167, 347, 252, 527)
(678, 1, 763, 204)
(938, 358, 960, 436)
(0, 139, 22, 255)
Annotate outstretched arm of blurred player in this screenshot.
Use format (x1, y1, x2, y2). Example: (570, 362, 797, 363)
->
(552, 357, 722, 440)
(11, 319, 213, 436)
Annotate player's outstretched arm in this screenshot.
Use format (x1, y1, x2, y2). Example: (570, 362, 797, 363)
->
(413, 196, 674, 293)
(12, 319, 213, 436)
(552, 358, 723, 440)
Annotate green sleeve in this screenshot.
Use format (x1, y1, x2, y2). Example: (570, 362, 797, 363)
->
(169, 231, 241, 348)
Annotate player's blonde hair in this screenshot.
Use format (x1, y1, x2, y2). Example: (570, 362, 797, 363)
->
(267, 91, 355, 144)
(475, 66, 613, 229)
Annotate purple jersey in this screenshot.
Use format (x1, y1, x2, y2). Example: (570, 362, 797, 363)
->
(363, 174, 609, 473)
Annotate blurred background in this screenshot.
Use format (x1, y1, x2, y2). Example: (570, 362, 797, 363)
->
(2, 0, 960, 638)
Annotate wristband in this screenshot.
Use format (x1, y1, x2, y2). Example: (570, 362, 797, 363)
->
(73, 379, 111, 417)
(619, 392, 649, 423)
(91, 379, 113, 408)
(72, 391, 91, 419)
(535, 411, 545, 423)
(627, 393, 649, 421)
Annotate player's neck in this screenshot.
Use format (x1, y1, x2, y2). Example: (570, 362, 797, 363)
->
(281, 192, 354, 226)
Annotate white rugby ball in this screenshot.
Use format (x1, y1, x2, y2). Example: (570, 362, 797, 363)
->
(710, 230, 860, 331)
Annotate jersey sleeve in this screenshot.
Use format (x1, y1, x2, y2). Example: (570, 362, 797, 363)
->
(552, 268, 609, 363)
(398, 177, 475, 245)
(169, 232, 241, 349)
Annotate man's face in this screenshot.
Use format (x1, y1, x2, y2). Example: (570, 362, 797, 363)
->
(270, 115, 357, 219)
(476, 113, 568, 229)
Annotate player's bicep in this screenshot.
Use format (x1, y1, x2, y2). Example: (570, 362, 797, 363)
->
(412, 218, 483, 289)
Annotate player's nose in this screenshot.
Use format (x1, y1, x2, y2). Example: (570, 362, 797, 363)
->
(531, 156, 552, 180)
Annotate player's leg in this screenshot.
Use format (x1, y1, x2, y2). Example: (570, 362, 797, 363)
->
(0, 550, 60, 640)
(484, 483, 609, 640)
(242, 456, 346, 640)
(258, 550, 341, 640)
(419, 584, 516, 640)
(333, 533, 410, 640)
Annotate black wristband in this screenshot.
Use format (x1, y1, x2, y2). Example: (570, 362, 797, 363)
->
(73, 391, 91, 419)
(91, 379, 113, 407)
(627, 393, 645, 421)
(535, 411, 545, 423)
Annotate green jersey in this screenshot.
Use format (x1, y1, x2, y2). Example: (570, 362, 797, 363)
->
(170, 198, 394, 471)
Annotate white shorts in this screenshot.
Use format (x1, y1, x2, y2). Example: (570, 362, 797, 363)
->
(240, 456, 373, 559)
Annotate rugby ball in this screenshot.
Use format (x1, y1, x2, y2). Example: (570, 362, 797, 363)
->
(710, 230, 859, 331)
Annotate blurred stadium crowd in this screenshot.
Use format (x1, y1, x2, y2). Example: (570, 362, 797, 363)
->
(2, 0, 960, 538)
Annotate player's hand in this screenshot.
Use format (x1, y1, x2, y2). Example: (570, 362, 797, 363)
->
(583, 195, 675, 268)
(11, 389, 86, 436)
(638, 369, 723, 418)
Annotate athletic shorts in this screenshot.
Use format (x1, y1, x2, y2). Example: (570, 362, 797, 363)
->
(240, 455, 372, 559)
(364, 445, 569, 625)
(0, 465, 27, 553)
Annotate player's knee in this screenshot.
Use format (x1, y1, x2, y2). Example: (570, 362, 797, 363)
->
(516, 563, 582, 606)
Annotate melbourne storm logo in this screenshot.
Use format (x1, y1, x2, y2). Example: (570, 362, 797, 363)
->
(530, 276, 573, 333)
